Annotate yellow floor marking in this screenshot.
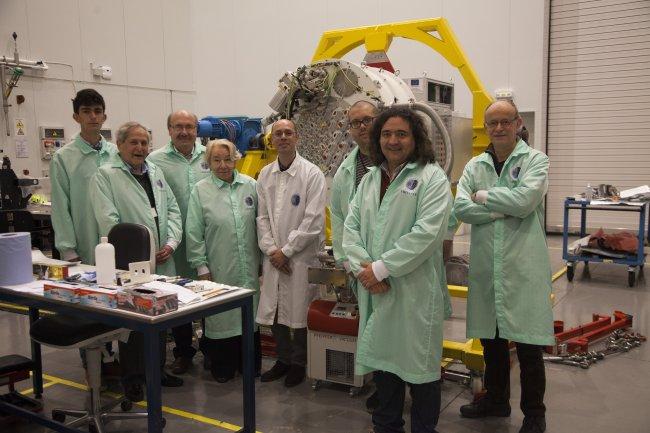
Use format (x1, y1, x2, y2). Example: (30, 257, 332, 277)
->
(552, 267, 567, 282)
(35, 373, 262, 432)
(19, 380, 57, 395)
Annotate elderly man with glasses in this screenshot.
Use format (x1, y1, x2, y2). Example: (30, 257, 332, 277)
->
(453, 100, 554, 433)
(148, 110, 211, 375)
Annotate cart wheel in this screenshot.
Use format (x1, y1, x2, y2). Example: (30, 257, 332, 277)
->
(161, 417, 166, 429)
(628, 270, 635, 287)
(566, 265, 574, 282)
(89, 424, 98, 433)
(349, 386, 361, 397)
(52, 410, 65, 423)
(120, 399, 133, 412)
(311, 380, 321, 391)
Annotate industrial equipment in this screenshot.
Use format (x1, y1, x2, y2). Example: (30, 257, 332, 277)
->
(265, 59, 453, 177)
(0, 156, 38, 210)
(196, 116, 264, 154)
(39, 127, 65, 161)
(306, 250, 371, 395)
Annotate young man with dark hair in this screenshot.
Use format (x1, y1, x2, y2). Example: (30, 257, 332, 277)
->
(51, 88, 116, 264)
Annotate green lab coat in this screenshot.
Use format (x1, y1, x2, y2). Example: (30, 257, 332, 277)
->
(343, 162, 452, 384)
(330, 146, 362, 265)
(50, 134, 117, 264)
(148, 142, 210, 278)
(90, 155, 182, 277)
(332, 147, 453, 318)
(185, 171, 260, 339)
(453, 139, 554, 345)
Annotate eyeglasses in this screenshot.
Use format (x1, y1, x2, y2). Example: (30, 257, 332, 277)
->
(272, 130, 295, 138)
(349, 117, 375, 129)
(171, 124, 197, 132)
(380, 130, 411, 139)
(485, 118, 517, 129)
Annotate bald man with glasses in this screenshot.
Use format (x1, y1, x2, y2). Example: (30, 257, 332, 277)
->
(453, 100, 553, 433)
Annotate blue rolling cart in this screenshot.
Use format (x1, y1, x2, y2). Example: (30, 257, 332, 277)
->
(562, 198, 649, 287)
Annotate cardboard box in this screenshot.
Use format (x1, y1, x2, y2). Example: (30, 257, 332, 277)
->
(117, 286, 178, 316)
(78, 287, 119, 309)
(43, 282, 84, 303)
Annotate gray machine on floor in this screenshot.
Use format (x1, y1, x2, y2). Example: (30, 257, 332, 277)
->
(306, 251, 371, 395)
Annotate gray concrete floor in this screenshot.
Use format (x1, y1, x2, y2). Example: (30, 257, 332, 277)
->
(1, 233, 649, 432)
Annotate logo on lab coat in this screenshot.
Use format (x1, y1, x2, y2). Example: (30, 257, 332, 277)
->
(510, 166, 521, 180)
(291, 193, 301, 206)
(244, 195, 254, 208)
(401, 178, 419, 196)
(406, 178, 418, 190)
(156, 179, 164, 189)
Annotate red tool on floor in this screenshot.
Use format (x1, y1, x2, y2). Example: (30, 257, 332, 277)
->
(549, 311, 633, 354)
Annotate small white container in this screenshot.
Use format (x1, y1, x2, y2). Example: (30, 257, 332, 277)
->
(95, 237, 116, 285)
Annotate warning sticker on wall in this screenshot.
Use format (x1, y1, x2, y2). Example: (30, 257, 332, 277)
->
(14, 118, 26, 136)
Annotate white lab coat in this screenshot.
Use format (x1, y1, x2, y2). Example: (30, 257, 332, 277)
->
(256, 153, 326, 328)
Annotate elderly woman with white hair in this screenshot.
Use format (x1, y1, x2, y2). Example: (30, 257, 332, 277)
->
(185, 139, 262, 382)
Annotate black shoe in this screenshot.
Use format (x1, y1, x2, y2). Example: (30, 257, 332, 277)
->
(365, 390, 380, 413)
(124, 382, 144, 402)
(260, 361, 290, 383)
(284, 365, 305, 388)
(171, 356, 192, 375)
(459, 396, 511, 418)
(161, 372, 183, 387)
(211, 364, 236, 383)
(519, 416, 546, 433)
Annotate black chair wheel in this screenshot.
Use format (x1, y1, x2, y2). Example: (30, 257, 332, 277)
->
(628, 271, 635, 287)
(120, 399, 133, 411)
(161, 417, 167, 429)
(52, 411, 65, 423)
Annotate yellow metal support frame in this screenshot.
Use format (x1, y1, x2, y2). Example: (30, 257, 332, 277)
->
(312, 17, 493, 156)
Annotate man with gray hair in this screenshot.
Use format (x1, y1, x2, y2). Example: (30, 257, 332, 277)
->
(148, 110, 211, 374)
(453, 99, 553, 433)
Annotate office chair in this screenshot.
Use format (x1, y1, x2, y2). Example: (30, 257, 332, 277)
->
(29, 223, 157, 432)
(108, 222, 156, 272)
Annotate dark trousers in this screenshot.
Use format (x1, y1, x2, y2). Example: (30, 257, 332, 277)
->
(202, 331, 262, 377)
(372, 371, 441, 433)
(119, 331, 167, 384)
(171, 323, 198, 359)
(481, 328, 546, 417)
(271, 320, 307, 367)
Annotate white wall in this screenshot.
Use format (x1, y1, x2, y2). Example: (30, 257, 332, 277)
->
(191, 0, 546, 146)
(0, 0, 546, 181)
(0, 0, 195, 179)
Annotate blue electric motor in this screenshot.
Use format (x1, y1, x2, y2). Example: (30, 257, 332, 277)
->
(196, 116, 264, 154)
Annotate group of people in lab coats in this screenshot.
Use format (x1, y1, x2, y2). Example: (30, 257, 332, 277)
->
(51, 88, 552, 433)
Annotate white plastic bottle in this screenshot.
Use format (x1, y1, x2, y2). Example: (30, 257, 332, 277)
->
(585, 183, 593, 201)
(95, 237, 116, 285)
